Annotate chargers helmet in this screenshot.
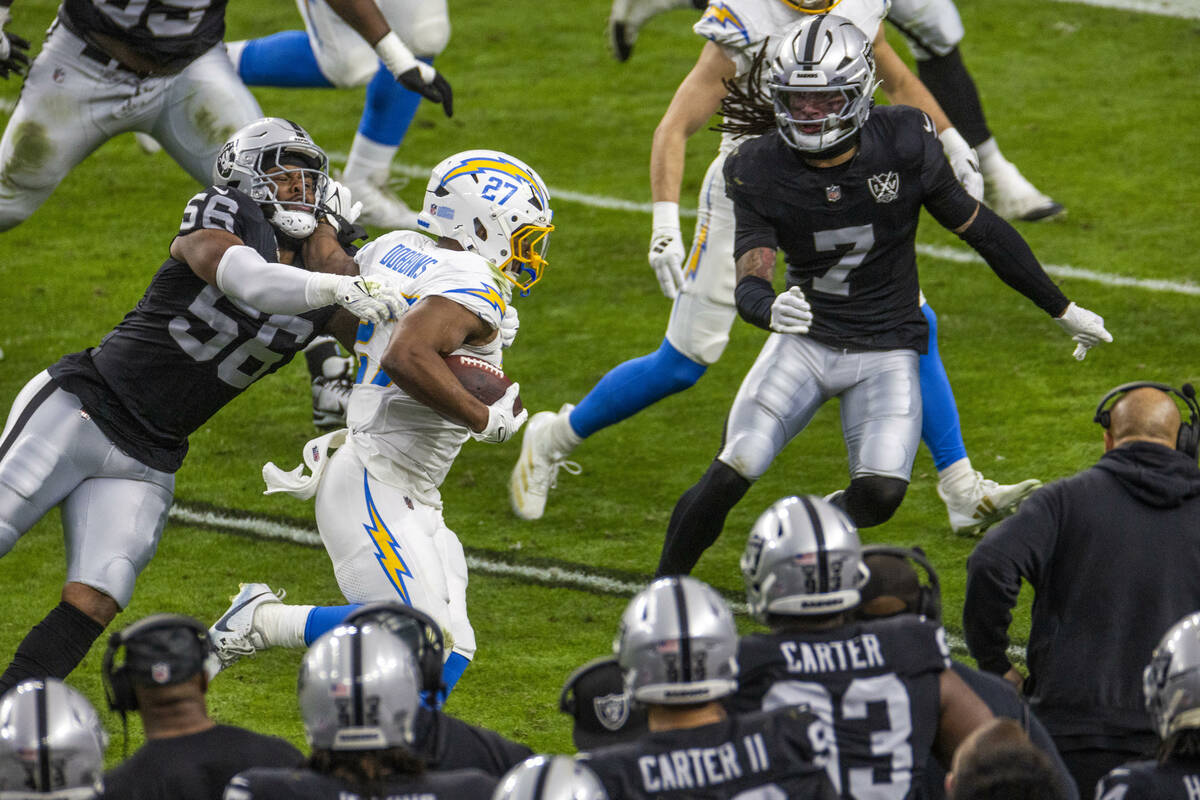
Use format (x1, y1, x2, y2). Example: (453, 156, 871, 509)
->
(778, 0, 845, 13)
(1145, 612, 1200, 741)
(0, 679, 106, 800)
(417, 150, 554, 295)
(297, 621, 422, 751)
(492, 755, 608, 800)
(742, 495, 870, 622)
(212, 117, 330, 240)
(769, 15, 878, 156)
(615, 576, 738, 705)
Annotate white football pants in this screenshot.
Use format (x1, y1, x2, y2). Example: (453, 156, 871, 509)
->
(887, 0, 966, 59)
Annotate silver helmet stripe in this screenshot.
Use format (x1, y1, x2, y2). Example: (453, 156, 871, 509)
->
(671, 578, 692, 684)
(350, 626, 365, 727)
(801, 18, 826, 64)
(799, 495, 830, 594)
(532, 757, 552, 800)
(35, 682, 51, 791)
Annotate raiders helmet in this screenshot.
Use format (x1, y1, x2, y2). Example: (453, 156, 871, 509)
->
(615, 576, 739, 705)
(742, 495, 870, 622)
(297, 621, 422, 751)
(417, 150, 554, 295)
(0, 679, 106, 800)
(492, 755, 608, 800)
(212, 117, 330, 240)
(1145, 612, 1200, 740)
(769, 15, 879, 156)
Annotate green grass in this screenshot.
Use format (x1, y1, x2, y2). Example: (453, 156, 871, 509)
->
(1, 0, 1198, 766)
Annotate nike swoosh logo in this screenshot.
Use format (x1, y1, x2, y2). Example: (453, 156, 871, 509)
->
(213, 592, 271, 633)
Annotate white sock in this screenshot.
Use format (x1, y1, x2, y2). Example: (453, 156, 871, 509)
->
(937, 456, 975, 488)
(224, 40, 247, 72)
(253, 602, 315, 649)
(548, 405, 583, 456)
(343, 133, 399, 184)
(975, 137, 1006, 174)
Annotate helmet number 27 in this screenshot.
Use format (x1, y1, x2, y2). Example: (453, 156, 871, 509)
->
(480, 176, 519, 204)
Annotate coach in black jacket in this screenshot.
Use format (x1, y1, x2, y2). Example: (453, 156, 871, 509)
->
(963, 384, 1200, 796)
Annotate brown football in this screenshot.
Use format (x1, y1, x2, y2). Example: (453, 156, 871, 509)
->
(444, 354, 522, 412)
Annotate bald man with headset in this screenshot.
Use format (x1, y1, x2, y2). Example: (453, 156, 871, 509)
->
(963, 381, 1200, 795)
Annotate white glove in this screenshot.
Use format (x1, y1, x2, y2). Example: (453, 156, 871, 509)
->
(471, 382, 528, 444)
(1055, 301, 1113, 361)
(499, 304, 519, 349)
(939, 128, 984, 202)
(770, 286, 813, 334)
(648, 201, 685, 299)
(374, 32, 453, 117)
(307, 274, 404, 326)
(321, 179, 363, 230)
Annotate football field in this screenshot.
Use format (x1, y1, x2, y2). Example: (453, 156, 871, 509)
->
(1, 0, 1198, 759)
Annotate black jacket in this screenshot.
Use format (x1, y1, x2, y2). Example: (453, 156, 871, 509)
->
(963, 442, 1200, 749)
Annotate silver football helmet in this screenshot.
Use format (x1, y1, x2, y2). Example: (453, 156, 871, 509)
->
(742, 495, 870, 622)
(615, 576, 738, 705)
(492, 755, 608, 800)
(769, 15, 879, 155)
(297, 621, 421, 751)
(212, 117, 330, 239)
(1145, 612, 1200, 740)
(0, 679, 106, 800)
(417, 149, 554, 295)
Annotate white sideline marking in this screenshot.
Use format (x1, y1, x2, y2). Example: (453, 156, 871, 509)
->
(1053, 0, 1200, 18)
(171, 502, 1025, 662)
(328, 153, 1200, 299)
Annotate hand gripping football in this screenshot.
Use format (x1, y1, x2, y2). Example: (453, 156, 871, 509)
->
(444, 354, 523, 413)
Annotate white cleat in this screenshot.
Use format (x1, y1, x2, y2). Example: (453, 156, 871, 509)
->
(343, 175, 418, 229)
(205, 582, 285, 680)
(938, 473, 1042, 536)
(607, 0, 697, 62)
(982, 158, 1064, 222)
(509, 406, 581, 521)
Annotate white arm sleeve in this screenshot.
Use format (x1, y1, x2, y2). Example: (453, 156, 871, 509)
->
(215, 245, 340, 314)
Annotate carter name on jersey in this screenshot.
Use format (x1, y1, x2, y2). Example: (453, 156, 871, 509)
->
(637, 733, 773, 792)
(779, 633, 887, 674)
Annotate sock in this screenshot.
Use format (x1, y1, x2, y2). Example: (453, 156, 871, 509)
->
(0, 602, 106, 694)
(343, 133, 401, 185)
(568, 339, 707, 439)
(342, 59, 427, 182)
(304, 336, 344, 380)
(440, 651, 470, 699)
(544, 406, 583, 458)
(299, 605, 361, 646)
(915, 47, 991, 147)
(236, 31, 333, 88)
(938, 456, 976, 491)
(918, 303, 968, 471)
(250, 602, 319, 649)
(975, 137, 1006, 176)
(657, 460, 750, 577)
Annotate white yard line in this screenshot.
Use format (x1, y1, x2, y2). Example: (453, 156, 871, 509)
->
(1052, 0, 1200, 18)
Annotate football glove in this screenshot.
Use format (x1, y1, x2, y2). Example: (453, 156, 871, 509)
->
(309, 275, 404, 325)
(770, 286, 812, 334)
(939, 128, 984, 202)
(374, 32, 453, 117)
(0, 8, 30, 80)
(471, 382, 528, 444)
(648, 201, 685, 299)
(320, 179, 363, 228)
(1055, 301, 1112, 361)
(499, 304, 519, 349)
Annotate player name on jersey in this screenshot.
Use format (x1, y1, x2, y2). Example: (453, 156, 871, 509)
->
(637, 733, 772, 793)
(778, 633, 886, 674)
(378, 242, 439, 279)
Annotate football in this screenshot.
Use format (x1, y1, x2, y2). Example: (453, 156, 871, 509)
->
(444, 354, 522, 412)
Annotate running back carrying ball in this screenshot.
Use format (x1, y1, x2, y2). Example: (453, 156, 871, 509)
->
(444, 355, 522, 413)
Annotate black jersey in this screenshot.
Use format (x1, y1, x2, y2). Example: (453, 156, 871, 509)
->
(58, 0, 228, 73)
(732, 616, 951, 799)
(226, 765, 498, 800)
(1096, 759, 1200, 799)
(582, 705, 837, 800)
(50, 187, 335, 473)
(413, 708, 533, 776)
(724, 105, 977, 353)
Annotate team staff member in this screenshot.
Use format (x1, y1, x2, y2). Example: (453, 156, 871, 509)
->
(964, 382, 1200, 793)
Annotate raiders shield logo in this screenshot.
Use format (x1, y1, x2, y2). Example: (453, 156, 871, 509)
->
(593, 692, 631, 732)
(215, 142, 236, 181)
(825, 185, 842, 203)
(868, 172, 900, 203)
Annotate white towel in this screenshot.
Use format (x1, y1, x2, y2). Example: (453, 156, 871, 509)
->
(262, 428, 348, 499)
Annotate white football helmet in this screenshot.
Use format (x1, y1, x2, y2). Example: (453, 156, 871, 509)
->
(769, 15, 879, 155)
(297, 621, 422, 751)
(212, 117, 330, 240)
(0, 679, 107, 800)
(778, 0, 845, 13)
(742, 495, 870, 622)
(417, 150, 554, 295)
(1145, 612, 1200, 740)
(615, 576, 738, 705)
(493, 755, 608, 800)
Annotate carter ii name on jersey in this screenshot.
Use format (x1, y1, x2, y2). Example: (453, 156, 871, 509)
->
(779, 633, 886, 674)
(637, 733, 772, 792)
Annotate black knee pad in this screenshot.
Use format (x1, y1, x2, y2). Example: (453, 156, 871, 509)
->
(842, 476, 909, 528)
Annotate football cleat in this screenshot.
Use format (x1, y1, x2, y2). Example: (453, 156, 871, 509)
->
(938, 472, 1042, 536)
(343, 173, 418, 229)
(312, 375, 353, 430)
(509, 406, 581, 521)
(205, 582, 285, 680)
(981, 157, 1064, 222)
(607, 0, 697, 62)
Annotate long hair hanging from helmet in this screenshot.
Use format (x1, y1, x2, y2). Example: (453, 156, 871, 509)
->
(714, 43, 777, 139)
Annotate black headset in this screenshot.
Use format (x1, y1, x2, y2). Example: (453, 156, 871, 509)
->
(1093, 381, 1200, 459)
(860, 545, 942, 622)
(344, 602, 445, 696)
(101, 614, 210, 713)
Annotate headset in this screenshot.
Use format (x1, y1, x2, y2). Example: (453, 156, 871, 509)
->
(1093, 381, 1200, 459)
(860, 545, 942, 622)
(101, 614, 210, 713)
(344, 602, 445, 696)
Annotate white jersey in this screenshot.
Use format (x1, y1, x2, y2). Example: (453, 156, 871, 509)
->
(695, 0, 890, 153)
(347, 231, 510, 506)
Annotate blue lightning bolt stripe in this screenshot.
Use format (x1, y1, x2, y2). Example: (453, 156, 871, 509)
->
(444, 283, 507, 314)
(440, 156, 548, 209)
(360, 471, 414, 604)
(701, 3, 750, 42)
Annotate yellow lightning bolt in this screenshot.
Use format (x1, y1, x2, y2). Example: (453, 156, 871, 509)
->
(361, 473, 413, 604)
(441, 156, 549, 209)
(701, 3, 747, 33)
(447, 283, 507, 314)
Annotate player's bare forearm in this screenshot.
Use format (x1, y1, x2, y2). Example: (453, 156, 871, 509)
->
(303, 224, 358, 276)
(873, 31, 953, 134)
(735, 247, 776, 283)
(170, 228, 245, 285)
(324, 309, 361, 353)
(933, 668, 996, 768)
(325, 0, 390, 46)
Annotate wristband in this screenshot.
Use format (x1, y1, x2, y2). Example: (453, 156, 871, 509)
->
(652, 201, 680, 232)
(937, 127, 970, 158)
(374, 31, 417, 78)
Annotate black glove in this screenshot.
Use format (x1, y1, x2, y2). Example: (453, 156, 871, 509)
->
(398, 65, 453, 118)
(0, 31, 30, 80)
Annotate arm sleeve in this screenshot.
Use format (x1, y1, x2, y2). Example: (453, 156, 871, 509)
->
(735, 275, 775, 331)
(215, 244, 339, 314)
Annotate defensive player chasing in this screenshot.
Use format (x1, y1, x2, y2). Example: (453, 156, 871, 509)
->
(206, 150, 552, 697)
(511, 0, 1045, 537)
(0, 117, 403, 694)
(655, 17, 1110, 573)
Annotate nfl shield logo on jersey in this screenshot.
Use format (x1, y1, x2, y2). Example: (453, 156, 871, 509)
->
(868, 173, 900, 203)
(825, 185, 842, 203)
(593, 692, 631, 732)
